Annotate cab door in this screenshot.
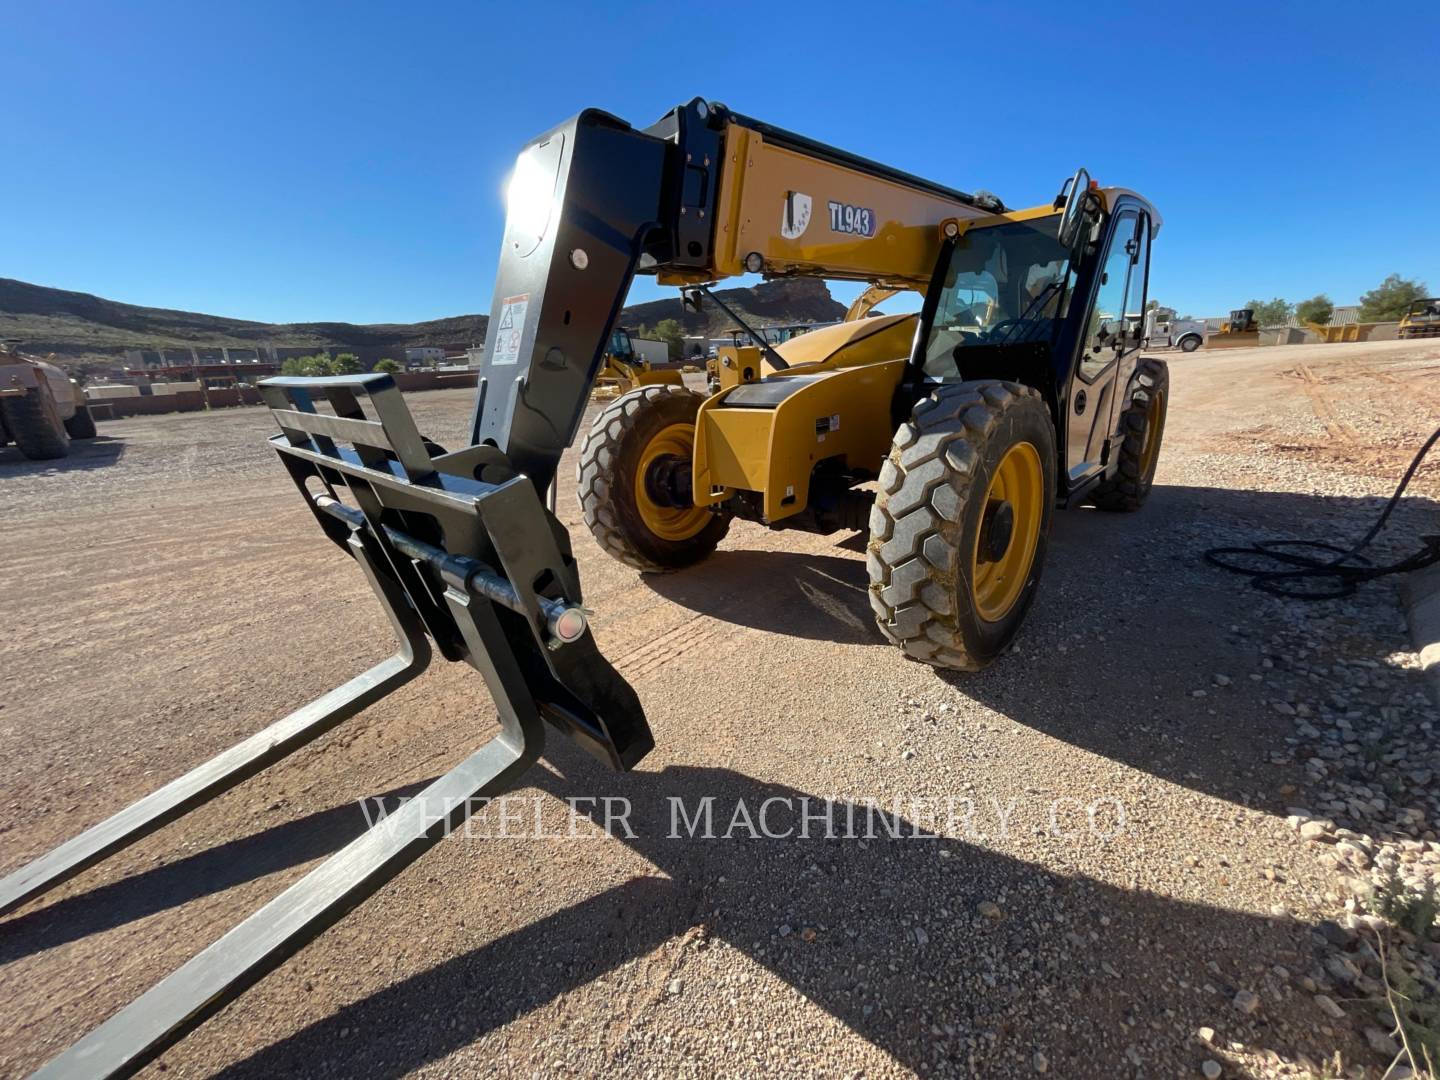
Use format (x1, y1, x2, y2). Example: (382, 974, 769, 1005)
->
(1065, 209, 1147, 484)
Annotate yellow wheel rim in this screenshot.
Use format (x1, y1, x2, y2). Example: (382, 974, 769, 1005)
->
(635, 422, 709, 542)
(971, 441, 1044, 623)
(1138, 389, 1165, 478)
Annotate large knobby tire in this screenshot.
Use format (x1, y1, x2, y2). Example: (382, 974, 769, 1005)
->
(868, 380, 1056, 672)
(64, 402, 97, 439)
(1, 387, 70, 460)
(1089, 358, 1168, 512)
(577, 385, 730, 574)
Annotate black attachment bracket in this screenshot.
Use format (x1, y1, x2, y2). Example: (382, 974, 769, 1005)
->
(7, 372, 651, 1078)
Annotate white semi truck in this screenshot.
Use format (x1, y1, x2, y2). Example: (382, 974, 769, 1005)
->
(1143, 311, 1206, 352)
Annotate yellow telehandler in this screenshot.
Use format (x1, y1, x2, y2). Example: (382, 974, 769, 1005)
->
(3, 97, 1166, 1077)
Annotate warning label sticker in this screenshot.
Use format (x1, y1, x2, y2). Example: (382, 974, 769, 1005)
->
(491, 293, 530, 366)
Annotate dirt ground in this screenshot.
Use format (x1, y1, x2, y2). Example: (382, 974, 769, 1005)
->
(2, 340, 1438, 1078)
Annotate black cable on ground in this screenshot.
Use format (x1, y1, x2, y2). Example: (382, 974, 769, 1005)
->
(1204, 425, 1440, 599)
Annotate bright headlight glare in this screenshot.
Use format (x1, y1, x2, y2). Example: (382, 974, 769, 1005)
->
(505, 150, 554, 242)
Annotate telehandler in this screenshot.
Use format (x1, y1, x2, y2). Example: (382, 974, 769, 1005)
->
(2, 97, 1165, 1078)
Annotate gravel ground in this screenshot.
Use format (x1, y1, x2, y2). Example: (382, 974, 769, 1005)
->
(1, 340, 1438, 1079)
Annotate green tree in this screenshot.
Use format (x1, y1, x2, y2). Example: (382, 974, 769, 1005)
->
(1243, 298, 1293, 327)
(329, 353, 362, 375)
(653, 317, 685, 360)
(279, 354, 329, 376)
(1295, 294, 1334, 326)
(374, 357, 402, 374)
(1358, 274, 1429, 322)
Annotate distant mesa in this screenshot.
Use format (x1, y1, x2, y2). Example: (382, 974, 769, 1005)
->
(0, 276, 845, 377)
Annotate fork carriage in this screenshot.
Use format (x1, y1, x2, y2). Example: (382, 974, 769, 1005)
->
(2, 373, 650, 1079)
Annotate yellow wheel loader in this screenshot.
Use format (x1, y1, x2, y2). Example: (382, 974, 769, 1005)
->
(3, 97, 1167, 1077)
(595, 325, 683, 391)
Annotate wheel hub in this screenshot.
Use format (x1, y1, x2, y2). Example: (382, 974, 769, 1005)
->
(980, 500, 1015, 563)
(642, 453, 694, 509)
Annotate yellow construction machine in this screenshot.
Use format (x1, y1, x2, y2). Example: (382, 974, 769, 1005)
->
(1399, 298, 1440, 339)
(596, 325, 683, 390)
(703, 321, 829, 390)
(4, 97, 1167, 1076)
(1206, 308, 1260, 349)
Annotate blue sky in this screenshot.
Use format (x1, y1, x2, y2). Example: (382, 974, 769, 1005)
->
(5, 0, 1437, 325)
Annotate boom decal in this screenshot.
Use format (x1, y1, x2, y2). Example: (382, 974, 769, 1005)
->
(827, 201, 877, 237)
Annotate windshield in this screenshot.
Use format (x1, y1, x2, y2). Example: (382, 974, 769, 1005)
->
(921, 214, 1071, 377)
(1410, 300, 1439, 317)
(609, 329, 632, 356)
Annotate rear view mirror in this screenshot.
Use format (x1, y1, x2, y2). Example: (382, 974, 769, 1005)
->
(1058, 168, 1091, 248)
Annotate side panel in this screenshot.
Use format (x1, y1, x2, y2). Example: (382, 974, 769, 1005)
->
(693, 405, 772, 497)
(693, 359, 906, 522)
(770, 313, 919, 372)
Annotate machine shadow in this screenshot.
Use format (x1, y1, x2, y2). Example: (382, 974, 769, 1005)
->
(216, 753, 1355, 1078)
(645, 484, 1439, 818)
(0, 434, 126, 472)
(0, 779, 435, 966)
(648, 549, 877, 645)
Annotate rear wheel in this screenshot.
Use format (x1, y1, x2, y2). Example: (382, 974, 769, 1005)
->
(0, 387, 70, 460)
(1178, 334, 1201, 353)
(868, 380, 1056, 671)
(577, 385, 730, 574)
(1089, 358, 1168, 512)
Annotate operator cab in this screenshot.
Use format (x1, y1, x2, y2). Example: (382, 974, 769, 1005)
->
(913, 185, 1161, 494)
(919, 212, 1074, 377)
(608, 327, 635, 359)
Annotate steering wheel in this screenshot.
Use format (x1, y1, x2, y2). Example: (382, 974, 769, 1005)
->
(981, 318, 1032, 344)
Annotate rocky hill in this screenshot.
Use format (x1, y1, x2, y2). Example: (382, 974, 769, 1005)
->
(617, 277, 845, 339)
(0, 276, 845, 372)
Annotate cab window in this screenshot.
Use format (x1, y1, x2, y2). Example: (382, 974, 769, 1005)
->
(920, 214, 1073, 378)
(1078, 210, 1139, 381)
(1123, 215, 1151, 343)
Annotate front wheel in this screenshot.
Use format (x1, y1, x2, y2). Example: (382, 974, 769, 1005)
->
(65, 403, 97, 439)
(0, 387, 70, 460)
(1089, 358, 1168, 512)
(868, 380, 1056, 672)
(577, 385, 730, 574)
(1178, 334, 1201, 353)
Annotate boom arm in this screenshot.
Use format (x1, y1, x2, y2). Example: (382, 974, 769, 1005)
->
(468, 98, 1003, 492)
